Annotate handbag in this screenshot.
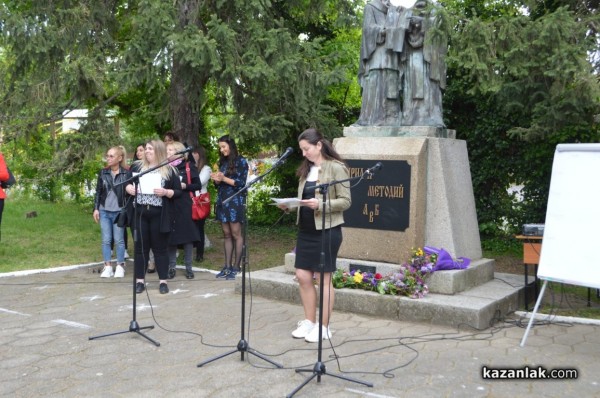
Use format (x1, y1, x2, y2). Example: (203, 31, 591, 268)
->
(192, 192, 211, 220)
(186, 163, 211, 220)
(114, 206, 129, 228)
(1, 166, 16, 189)
(113, 193, 130, 228)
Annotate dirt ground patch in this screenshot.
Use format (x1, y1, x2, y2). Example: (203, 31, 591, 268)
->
(492, 255, 523, 275)
(491, 255, 600, 318)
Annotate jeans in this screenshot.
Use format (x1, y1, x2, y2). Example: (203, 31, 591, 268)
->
(100, 209, 125, 263)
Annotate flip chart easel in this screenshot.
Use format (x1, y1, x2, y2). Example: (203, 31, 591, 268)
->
(520, 143, 600, 347)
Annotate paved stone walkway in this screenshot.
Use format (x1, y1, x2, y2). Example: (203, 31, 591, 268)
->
(1, 264, 599, 397)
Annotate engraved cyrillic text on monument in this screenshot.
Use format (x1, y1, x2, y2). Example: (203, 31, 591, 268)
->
(344, 159, 410, 231)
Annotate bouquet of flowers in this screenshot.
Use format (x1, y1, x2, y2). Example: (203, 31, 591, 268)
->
(331, 269, 384, 292)
(410, 247, 438, 273)
(332, 265, 429, 299)
(422, 246, 470, 271)
(331, 247, 470, 299)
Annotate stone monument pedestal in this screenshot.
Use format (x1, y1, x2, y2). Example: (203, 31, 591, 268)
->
(334, 126, 482, 264)
(258, 127, 515, 328)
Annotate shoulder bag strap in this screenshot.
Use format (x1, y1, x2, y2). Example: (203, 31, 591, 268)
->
(185, 162, 194, 199)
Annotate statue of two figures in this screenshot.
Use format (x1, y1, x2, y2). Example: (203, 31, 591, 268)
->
(354, 0, 446, 128)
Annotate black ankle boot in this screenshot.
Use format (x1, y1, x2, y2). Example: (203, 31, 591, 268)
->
(167, 268, 176, 279)
(186, 269, 194, 279)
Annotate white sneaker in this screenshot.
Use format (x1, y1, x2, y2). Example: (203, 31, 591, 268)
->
(124, 250, 130, 259)
(305, 324, 332, 343)
(100, 266, 114, 278)
(114, 264, 126, 278)
(291, 319, 315, 339)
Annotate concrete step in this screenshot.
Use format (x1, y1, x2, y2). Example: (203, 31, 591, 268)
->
(236, 266, 528, 330)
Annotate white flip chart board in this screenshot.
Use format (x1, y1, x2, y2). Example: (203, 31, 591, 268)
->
(537, 143, 600, 289)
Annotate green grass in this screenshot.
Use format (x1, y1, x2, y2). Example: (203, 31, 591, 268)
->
(0, 195, 297, 273)
(540, 282, 600, 319)
(1, 197, 103, 271)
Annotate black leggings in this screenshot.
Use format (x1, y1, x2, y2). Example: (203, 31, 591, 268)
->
(133, 206, 170, 280)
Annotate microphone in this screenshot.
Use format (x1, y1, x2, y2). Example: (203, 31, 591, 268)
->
(174, 146, 193, 156)
(365, 162, 383, 175)
(275, 147, 294, 164)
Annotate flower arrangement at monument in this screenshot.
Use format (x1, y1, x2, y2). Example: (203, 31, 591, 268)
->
(332, 247, 470, 299)
(410, 247, 438, 273)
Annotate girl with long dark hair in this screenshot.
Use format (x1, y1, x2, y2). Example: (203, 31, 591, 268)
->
(278, 128, 351, 343)
(210, 135, 249, 279)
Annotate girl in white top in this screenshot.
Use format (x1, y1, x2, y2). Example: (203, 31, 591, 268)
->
(192, 145, 212, 261)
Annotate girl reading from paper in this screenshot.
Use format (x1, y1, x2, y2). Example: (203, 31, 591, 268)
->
(125, 140, 182, 295)
(278, 128, 351, 343)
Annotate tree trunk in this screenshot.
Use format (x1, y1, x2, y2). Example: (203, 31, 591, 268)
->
(169, 0, 206, 149)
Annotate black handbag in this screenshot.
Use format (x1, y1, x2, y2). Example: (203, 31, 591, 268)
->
(114, 206, 129, 228)
(114, 197, 131, 228)
(1, 167, 16, 189)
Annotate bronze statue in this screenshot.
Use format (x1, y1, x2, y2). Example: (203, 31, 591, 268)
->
(354, 0, 446, 128)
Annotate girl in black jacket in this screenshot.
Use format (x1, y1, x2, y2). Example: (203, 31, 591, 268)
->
(93, 146, 130, 278)
(165, 141, 201, 279)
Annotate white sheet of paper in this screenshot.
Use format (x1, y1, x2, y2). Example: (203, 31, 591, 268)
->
(135, 172, 162, 195)
(271, 197, 302, 207)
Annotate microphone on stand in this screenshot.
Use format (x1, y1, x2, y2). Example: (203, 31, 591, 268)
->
(365, 162, 383, 175)
(174, 146, 193, 156)
(274, 147, 294, 165)
(168, 146, 193, 162)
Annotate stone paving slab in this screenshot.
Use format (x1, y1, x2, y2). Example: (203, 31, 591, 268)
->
(1, 265, 600, 397)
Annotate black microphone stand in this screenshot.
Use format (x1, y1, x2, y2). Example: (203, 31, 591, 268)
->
(197, 158, 285, 368)
(89, 154, 184, 346)
(287, 171, 376, 398)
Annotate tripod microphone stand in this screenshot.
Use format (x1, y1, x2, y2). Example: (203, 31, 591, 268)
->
(287, 166, 380, 398)
(197, 157, 286, 368)
(89, 155, 182, 346)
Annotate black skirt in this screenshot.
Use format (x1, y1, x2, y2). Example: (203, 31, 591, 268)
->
(294, 226, 342, 273)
